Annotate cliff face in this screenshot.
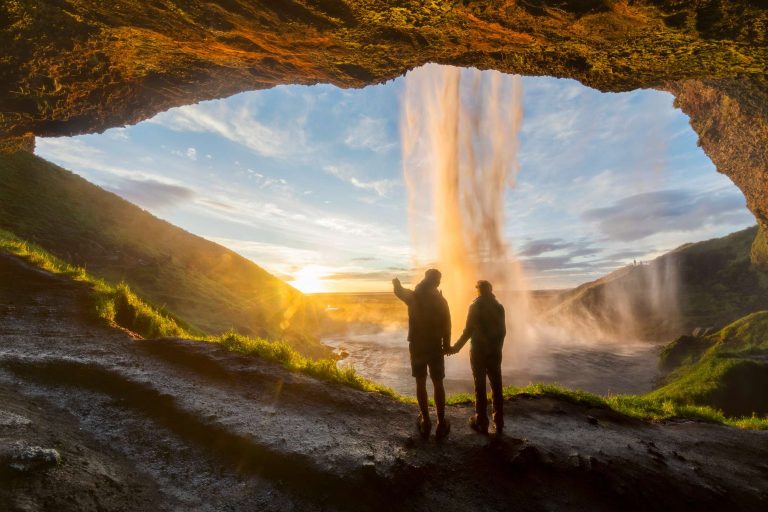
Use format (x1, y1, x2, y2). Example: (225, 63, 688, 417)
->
(1, 1, 766, 231)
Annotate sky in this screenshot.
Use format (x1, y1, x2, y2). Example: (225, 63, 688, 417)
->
(35, 66, 755, 292)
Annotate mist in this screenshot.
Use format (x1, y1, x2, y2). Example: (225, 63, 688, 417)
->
(400, 64, 681, 376)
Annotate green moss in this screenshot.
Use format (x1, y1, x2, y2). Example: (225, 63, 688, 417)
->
(714, 310, 768, 348)
(658, 335, 714, 372)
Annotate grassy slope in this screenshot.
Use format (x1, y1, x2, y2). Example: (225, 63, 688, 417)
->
(0, 151, 328, 358)
(545, 226, 768, 340)
(649, 311, 768, 417)
(0, 230, 402, 398)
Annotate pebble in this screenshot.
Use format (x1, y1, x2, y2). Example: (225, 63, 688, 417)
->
(0, 441, 62, 472)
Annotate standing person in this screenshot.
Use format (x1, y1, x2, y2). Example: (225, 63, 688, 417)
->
(449, 280, 506, 434)
(393, 269, 451, 440)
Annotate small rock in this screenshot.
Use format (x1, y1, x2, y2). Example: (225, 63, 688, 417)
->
(568, 452, 582, 468)
(0, 441, 61, 473)
(0, 410, 32, 427)
(586, 415, 599, 426)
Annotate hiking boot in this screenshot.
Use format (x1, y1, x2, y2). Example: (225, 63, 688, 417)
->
(469, 414, 489, 434)
(417, 413, 432, 438)
(435, 419, 451, 441)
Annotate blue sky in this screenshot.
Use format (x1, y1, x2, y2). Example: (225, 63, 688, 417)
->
(35, 66, 755, 292)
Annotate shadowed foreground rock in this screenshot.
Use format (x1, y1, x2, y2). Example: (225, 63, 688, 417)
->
(2, 248, 768, 511)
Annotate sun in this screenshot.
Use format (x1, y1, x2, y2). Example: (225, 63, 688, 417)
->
(289, 266, 327, 293)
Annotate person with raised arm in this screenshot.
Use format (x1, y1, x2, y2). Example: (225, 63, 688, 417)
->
(393, 269, 451, 440)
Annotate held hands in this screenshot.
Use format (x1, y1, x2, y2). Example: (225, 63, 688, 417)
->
(445, 344, 461, 356)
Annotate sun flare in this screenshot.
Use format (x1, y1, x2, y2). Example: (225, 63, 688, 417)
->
(289, 266, 327, 293)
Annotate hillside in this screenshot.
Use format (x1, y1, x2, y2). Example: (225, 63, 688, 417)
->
(542, 226, 768, 341)
(650, 311, 768, 416)
(0, 151, 328, 357)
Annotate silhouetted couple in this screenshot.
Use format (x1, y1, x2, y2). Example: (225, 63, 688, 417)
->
(393, 269, 506, 440)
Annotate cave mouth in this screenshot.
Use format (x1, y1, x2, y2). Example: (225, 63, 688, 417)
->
(33, 65, 754, 295)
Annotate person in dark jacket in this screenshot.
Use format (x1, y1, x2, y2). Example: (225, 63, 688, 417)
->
(393, 269, 451, 439)
(449, 280, 506, 434)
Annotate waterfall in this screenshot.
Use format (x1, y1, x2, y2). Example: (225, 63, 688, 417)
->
(401, 64, 532, 367)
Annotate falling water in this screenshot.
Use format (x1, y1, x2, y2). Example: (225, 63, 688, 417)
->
(401, 64, 532, 367)
(397, 64, 680, 385)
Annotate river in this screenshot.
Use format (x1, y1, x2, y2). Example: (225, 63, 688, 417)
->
(322, 329, 663, 397)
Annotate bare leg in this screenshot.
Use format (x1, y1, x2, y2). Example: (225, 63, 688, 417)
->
(415, 375, 429, 419)
(432, 377, 446, 423)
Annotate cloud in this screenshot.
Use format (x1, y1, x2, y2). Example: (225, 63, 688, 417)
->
(322, 164, 397, 197)
(321, 270, 399, 281)
(149, 102, 307, 158)
(344, 116, 396, 154)
(36, 138, 196, 190)
(107, 128, 129, 141)
(170, 147, 198, 160)
(608, 249, 651, 260)
(522, 255, 581, 272)
(208, 237, 321, 266)
(519, 238, 573, 257)
(107, 178, 196, 209)
(582, 188, 751, 241)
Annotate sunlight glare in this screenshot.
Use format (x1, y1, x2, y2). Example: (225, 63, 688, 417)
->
(289, 265, 327, 293)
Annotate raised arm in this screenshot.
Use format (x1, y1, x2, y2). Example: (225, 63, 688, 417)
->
(392, 278, 414, 305)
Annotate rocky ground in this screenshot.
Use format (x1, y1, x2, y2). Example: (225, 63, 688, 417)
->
(1, 251, 768, 511)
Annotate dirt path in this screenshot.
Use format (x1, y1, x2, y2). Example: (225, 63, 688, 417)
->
(1, 252, 768, 511)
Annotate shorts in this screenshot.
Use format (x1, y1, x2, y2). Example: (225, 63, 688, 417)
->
(409, 345, 445, 380)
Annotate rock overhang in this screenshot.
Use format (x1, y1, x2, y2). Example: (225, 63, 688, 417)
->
(0, 0, 766, 241)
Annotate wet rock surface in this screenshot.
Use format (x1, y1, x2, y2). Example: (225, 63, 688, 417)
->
(2, 251, 768, 511)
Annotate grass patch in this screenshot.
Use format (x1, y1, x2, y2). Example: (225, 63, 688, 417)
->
(649, 311, 768, 417)
(0, 228, 407, 401)
(446, 382, 768, 430)
(0, 228, 189, 338)
(210, 331, 411, 402)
